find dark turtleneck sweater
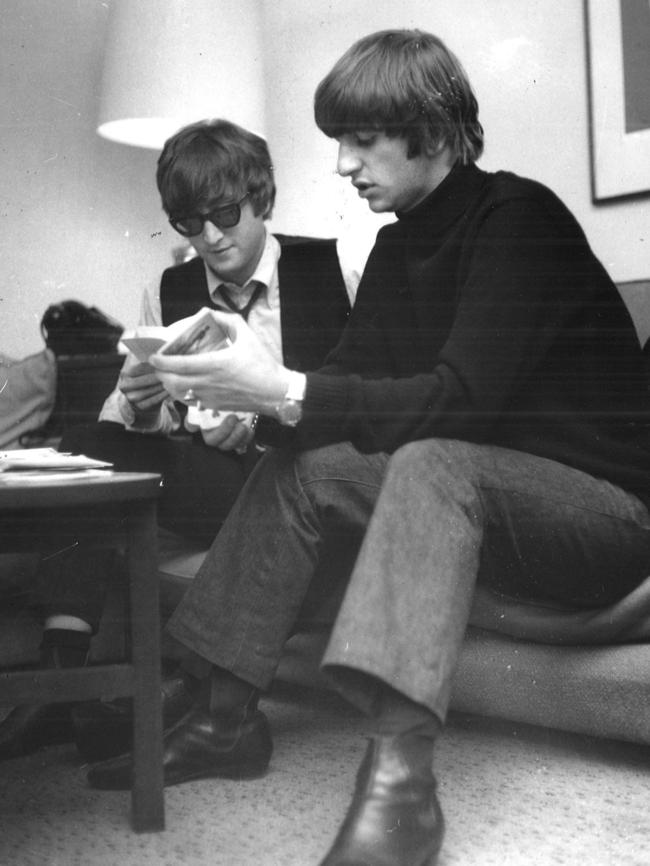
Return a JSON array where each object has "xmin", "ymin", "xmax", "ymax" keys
[{"xmin": 299, "ymin": 163, "xmax": 650, "ymax": 505}]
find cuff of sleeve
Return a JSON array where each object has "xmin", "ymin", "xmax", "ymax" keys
[
  {"xmin": 118, "ymin": 391, "xmax": 168, "ymax": 433},
  {"xmin": 302, "ymin": 372, "xmax": 351, "ymax": 423},
  {"xmin": 116, "ymin": 392, "xmax": 137, "ymax": 427},
  {"xmin": 285, "ymin": 370, "xmax": 307, "ymax": 402}
]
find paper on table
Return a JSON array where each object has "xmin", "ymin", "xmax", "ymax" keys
[
  {"xmin": 0, "ymin": 468, "xmax": 114, "ymax": 484},
  {"xmin": 0, "ymin": 448, "xmax": 113, "ymax": 472}
]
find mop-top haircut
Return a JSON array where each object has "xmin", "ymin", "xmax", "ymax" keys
[
  {"xmin": 157, "ymin": 118, "xmax": 276, "ymax": 219},
  {"xmin": 314, "ymin": 29, "xmax": 484, "ymax": 164}
]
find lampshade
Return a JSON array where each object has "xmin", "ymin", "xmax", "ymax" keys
[{"xmin": 97, "ymin": 0, "xmax": 266, "ymax": 149}]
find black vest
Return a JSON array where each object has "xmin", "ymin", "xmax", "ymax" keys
[{"xmin": 159, "ymin": 234, "xmax": 350, "ymax": 373}]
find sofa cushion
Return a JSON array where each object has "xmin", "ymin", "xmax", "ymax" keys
[
  {"xmin": 469, "ymin": 576, "xmax": 650, "ymax": 644},
  {"xmin": 451, "ymin": 628, "xmax": 650, "ymax": 745},
  {"xmin": 276, "ymin": 626, "xmax": 650, "ymax": 745}
]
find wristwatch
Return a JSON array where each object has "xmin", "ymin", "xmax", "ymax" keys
[{"xmin": 276, "ymin": 371, "xmax": 306, "ymax": 427}]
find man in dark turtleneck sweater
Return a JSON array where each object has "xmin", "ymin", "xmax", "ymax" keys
[{"xmin": 89, "ymin": 29, "xmax": 650, "ymax": 866}]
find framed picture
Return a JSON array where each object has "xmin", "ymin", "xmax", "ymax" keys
[{"xmin": 585, "ymin": 0, "xmax": 650, "ymax": 201}]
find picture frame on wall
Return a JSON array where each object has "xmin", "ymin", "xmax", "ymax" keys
[{"xmin": 585, "ymin": 0, "xmax": 650, "ymax": 201}]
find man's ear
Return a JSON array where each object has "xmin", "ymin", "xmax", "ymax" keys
[{"xmin": 423, "ymin": 136, "xmax": 448, "ymax": 158}]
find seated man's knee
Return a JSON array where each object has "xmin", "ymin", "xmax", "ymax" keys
[
  {"xmin": 388, "ymin": 438, "xmax": 463, "ymax": 473},
  {"xmin": 385, "ymin": 438, "xmax": 480, "ymax": 494}
]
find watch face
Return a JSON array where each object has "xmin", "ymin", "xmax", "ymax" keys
[{"xmin": 278, "ymin": 399, "xmax": 302, "ymax": 426}]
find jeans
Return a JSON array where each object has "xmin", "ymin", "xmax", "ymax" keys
[
  {"xmin": 167, "ymin": 443, "xmax": 384, "ymax": 683},
  {"xmin": 166, "ymin": 439, "xmax": 650, "ymax": 722}
]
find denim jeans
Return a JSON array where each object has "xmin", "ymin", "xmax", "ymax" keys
[
  {"xmin": 167, "ymin": 443, "xmax": 385, "ymax": 683},
  {"xmin": 166, "ymin": 439, "xmax": 650, "ymax": 722}
]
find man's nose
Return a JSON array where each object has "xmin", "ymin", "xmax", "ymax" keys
[
  {"xmin": 201, "ymin": 220, "xmax": 225, "ymax": 243},
  {"xmin": 337, "ymin": 143, "xmax": 362, "ymax": 177}
]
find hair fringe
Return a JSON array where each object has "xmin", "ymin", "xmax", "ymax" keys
[{"xmin": 157, "ymin": 119, "xmax": 276, "ymax": 218}]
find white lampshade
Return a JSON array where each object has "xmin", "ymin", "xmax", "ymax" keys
[{"xmin": 97, "ymin": 0, "xmax": 266, "ymax": 149}]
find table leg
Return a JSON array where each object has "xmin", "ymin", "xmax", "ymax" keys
[{"xmin": 127, "ymin": 499, "xmax": 165, "ymax": 832}]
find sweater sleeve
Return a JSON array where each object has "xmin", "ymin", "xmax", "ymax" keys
[{"xmin": 294, "ymin": 196, "xmax": 596, "ymax": 453}]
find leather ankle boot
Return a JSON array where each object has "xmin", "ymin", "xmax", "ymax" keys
[
  {"xmin": 0, "ymin": 631, "xmax": 89, "ymax": 761},
  {"xmin": 318, "ymin": 734, "xmax": 444, "ymax": 866}
]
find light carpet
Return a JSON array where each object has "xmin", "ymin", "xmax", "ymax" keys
[{"xmin": 1, "ymin": 679, "xmax": 649, "ymax": 866}]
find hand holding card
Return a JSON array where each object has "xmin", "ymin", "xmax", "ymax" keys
[{"xmin": 149, "ymin": 309, "xmax": 287, "ymax": 417}]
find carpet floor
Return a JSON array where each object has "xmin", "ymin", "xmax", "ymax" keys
[{"xmin": 1, "ymin": 677, "xmax": 649, "ymax": 866}]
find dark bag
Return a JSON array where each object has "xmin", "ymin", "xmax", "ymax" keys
[{"xmin": 41, "ymin": 300, "xmax": 124, "ymax": 356}]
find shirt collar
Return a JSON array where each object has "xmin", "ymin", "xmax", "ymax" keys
[{"xmin": 203, "ymin": 230, "xmax": 280, "ymax": 310}]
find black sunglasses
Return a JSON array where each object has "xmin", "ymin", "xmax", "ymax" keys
[{"xmin": 169, "ymin": 194, "xmax": 249, "ymax": 237}]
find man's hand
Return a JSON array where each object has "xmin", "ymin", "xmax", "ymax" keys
[
  {"xmin": 199, "ymin": 413, "xmax": 255, "ymax": 453},
  {"xmin": 118, "ymin": 356, "xmax": 168, "ymax": 415},
  {"xmin": 150, "ymin": 312, "xmax": 290, "ymax": 417}
]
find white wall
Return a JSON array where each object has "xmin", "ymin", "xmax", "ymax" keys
[
  {"xmin": 0, "ymin": 0, "xmax": 181, "ymax": 360},
  {"xmin": 2, "ymin": 0, "xmax": 649, "ymax": 360},
  {"xmin": 263, "ymin": 0, "xmax": 650, "ymax": 328}
]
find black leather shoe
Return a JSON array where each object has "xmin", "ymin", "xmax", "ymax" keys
[
  {"xmin": 72, "ymin": 673, "xmax": 195, "ymax": 762},
  {"xmin": 0, "ymin": 703, "xmax": 74, "ymax": 761},
  {"xmin": 318, "ymin": 736, "xmax": 444, "ymax": 866},
  {"xmin": 87, "ymin": 706, "xmax": 273, "ymax": 790},
  {"xmin": 0, "ymin": 633, "xmax": 88, "ymax": 761}
]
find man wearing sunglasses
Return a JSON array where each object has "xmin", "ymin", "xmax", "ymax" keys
[
  {"xmin": 0, "ymin": 118, "xmax": 351, "ymax": 764},
  {"xmin": 102, "ymin": 119, "xmax": 352, "ymax": 450}
]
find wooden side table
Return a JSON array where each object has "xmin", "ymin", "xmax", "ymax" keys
[{"xmin": 0, "ymin": 471, "xmax": 164, "ymax": 832}]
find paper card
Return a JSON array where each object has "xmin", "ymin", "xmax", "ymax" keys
[
  {"xmin": 121, "ymin": 335, "xmax": 167, "ymax": 362},
  {"xmin": 160, "ymin": 311, "xmax": 230, "ymax": 356}
]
